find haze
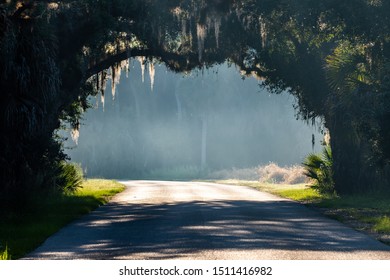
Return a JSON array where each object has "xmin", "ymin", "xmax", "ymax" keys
[{"xmin": 64, "ymin": 60, "xmax": 322, "ymax": 179}]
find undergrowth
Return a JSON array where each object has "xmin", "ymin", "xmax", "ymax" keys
[
  {"xmin": 0, "ymin": 179, "xmax": 124, "ymax": 259},
  {"xmin": 0, "ymin": 245, "xmax": 10, "ymax": 260}
]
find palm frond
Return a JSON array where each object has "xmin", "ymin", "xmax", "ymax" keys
[
  {"xmin": 302, "ymin": 145, "xmax": 334, "ymax": 195},
  {"xmin": 325, "ymin": 42, "xmax": 370, "ymax": 94}
]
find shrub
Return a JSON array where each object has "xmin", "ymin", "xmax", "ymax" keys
[
  {"xmin": 302, "ymin": 145, "xmax": 335, "ymax": 195},
  {"xmin": 284, "ymin": 165, "xmax": 309, "ymax": 184},
  {"xmin": 258, "ymin": 163, "xmax": 308, "ymax": 184},
  {"xmin": 208, "ymin": 164, "xmax": 308, "ymax": 183},
  {"xmin": 0, "ymin": 244, "xmax": 11, "ymax": 260},
  {"xmin": 56, "ymin": 162, "xmax": 84, "ymax": 193}
]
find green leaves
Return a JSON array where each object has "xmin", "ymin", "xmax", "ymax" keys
[
  {"xmin": 0, "ymin": 244, "xmax": 11, "ymax": 260},
  {"xmin": 56, "ymin": 162, "xmax": 84, "ymax": 194},
  {"xmin": 325, "ymin": 42, "xmax": 371, "ymax": 94},
  {"xmin": 303, "ymin": 146, "xmax": 334, "ymax": 195}
]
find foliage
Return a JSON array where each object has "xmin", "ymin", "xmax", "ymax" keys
[
  {"xmin": 373, "ymin": 216, "xmax": 390, "ymax": 234},
  {"xmin": 258, "ymin": 163, "xmax": 308, "ymax": 184},
  {"xmin": 0, "ymin": 245, "xmax": 11, "ymax": 260},
  {"xmin": 325, "ymin": 43, "xmax": 371, "ymax": 92},
  {"xmin": 303, "ymin": 146, "xmax": 335, "ymax": 195},
  {"xmin": 56, "ymin": 162, "xmax": 84, "ymax": 194},
  {"xmin": 190, "ymin": 164, "xmax": 308, "ymax": 183},
  {"xmin": 323, "ymin": 39, "xmax": 390, "ymax": 194},
  {"xmin": 0, "ymin": 179, "xmax": 124, "ymax": 259},
  {"xmin": 1, "ymin": 0, "xmax": 390, "ymax": 200}
]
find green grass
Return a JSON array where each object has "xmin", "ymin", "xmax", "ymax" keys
[
  {"xmin": 316, "ymin": 194, "xmax": 390, "ymax": 237},
  {"xmin": 0, "ymin": 179, "xmax": 125, "ymax": 260},
  {"xmin": 215, "ymin": 180, "xmax": 323, "ymax": 202},
  {"xmin": 276, "ymin": 188, "xmax": 324, "ymax": 202},
  {"xmin": 373, "ymin": 216, "xmax": 390, "ymax": 233},
  {"xmin": 215, "ymin": 180, "xmax": 390, "ymax": 241}
]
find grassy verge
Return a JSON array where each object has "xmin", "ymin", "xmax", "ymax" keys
[
  {"xmin": 215, "ymin": 180, "xmax": 390, "ymax": 245},
  {"xmin": 0, "ymin": 179, "xmax": 125, "ymax": 260},
  {"xmin": 215, "ymin": 179, "xmax": 323, "ymax": 202}
]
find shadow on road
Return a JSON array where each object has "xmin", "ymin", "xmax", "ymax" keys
[{"xmin": 33, "ymin": 198, "xmax": 389, "ymax": 259}]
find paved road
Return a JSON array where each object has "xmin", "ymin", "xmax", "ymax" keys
[{"xmin": 25, "ymin": 181, "xmax": 390, "ymax": 259}]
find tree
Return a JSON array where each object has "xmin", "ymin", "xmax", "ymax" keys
[{"xmin": 2, "ymin": 0, "xmax": 390, "ymax": 204}]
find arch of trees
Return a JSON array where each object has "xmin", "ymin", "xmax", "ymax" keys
[{"xmin": 1, "ymin": 0, "xmax": 390, "ymax": 208}]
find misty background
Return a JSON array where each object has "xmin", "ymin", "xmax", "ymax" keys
[{"xmin": 64, "ymin": 60, "xmax": 322, "ymax": 179}]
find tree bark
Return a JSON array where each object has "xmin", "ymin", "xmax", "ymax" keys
[
  {"xmin": 201, "ymin": 115, "xmax": 208, "ymax": 171},
  {"xmin": 327, "ymin": 114, "xmax": 372, "ymax": 194}
]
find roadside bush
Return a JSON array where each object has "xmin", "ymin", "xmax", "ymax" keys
[
  {"xmin": 0, "ymin": 244, "xmax": 10, "ymax": 260},
  {"xmin": 56, "ymin": 162, "xmax": 84, "ymax": 193},
  {"xmin": 258, "ymin": 163, "xmax": 308, "ymax": 184},
  {"xmin": 284, "ymin": 165, "xmax": 310, "ymax": 184},
  {"xmin": 302, "ymin": 145, "xmax": 335, "ymax": 195},
  {"xmin": 207, "ymin": 164, "xmax": 308, "ymax": 183}
]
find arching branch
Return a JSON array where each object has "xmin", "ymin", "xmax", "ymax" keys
[{"xmin": 85, "ymin": 48, "xmax": 201, "ymax": 78}]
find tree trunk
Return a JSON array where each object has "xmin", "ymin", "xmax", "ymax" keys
[
  {"xmin": 175, "ymin": 91, "xmax": 183, "ymax": 122},
  {"xmin": 201, "ymin": 115, "xmax": 208, "ymax": 171},
  {"xmin": 327, "ymin": 115, "xmax": 373, "ymax": 194}
]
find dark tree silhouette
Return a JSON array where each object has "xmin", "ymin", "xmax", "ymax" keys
[{"xmin": 1, "ymin": 0, "xmax": 390, "ymax": 207}]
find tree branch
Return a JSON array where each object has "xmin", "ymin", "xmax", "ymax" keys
[
  {"xmin": 86, "ymin": 49, "xmax": 149, "ymax": 78},
  {"xmin": 85, "ymin": 48, "xmax": 200, "ymax": 78},
  {"xmin": 11, "ymin": 2, "xmax": 34, "ymax": 19}
]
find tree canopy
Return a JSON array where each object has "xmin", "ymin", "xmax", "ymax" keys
[{"xmin": 1, "ymin": 0, "xmax": 390, "ymax": 206}]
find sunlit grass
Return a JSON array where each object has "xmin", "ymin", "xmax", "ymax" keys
[
  {"xmin": 215, "ymin": 180, "xmax": 322, "ymax": 202},
  {"xmin": 277, "ymin": 188, "xmax": 324, "ymax": 202},
  {"xmin": 373, "ymin": 216, "xmax": 390, "ymax": 233},
  {"xmin": 215, "ymin": 179, "xmax": 307, "ymax": 190},
  {"xmin": 0, "ymin": 179, "xmax": 125, "ymax": 259},
  {"xmin": 75, "ymin": 179, "xmax": 126, "ymax": 203}
]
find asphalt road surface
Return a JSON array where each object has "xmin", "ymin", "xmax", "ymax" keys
[{"xmin": 25, "ymin": 181, "xmax": 390, "ymax": 259}]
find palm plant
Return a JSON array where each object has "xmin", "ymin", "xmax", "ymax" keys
[
  {"xmin": 0, "ymin": 244, "xmax": 11, "ymax": 260},
  {"xmin": 325, "ymin": 42, "xmax": 372, "ymax": 94},
  {"xmin": 323, "ymin": 40, "xmax": 390, "ymax": 194},
  {"xmin": 56, "ymin": 162, "xmax": 84, "ymax": 194},
  {"xmin": 303, "ymin": 145, "xmax": 334, "ymax": 195}
]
